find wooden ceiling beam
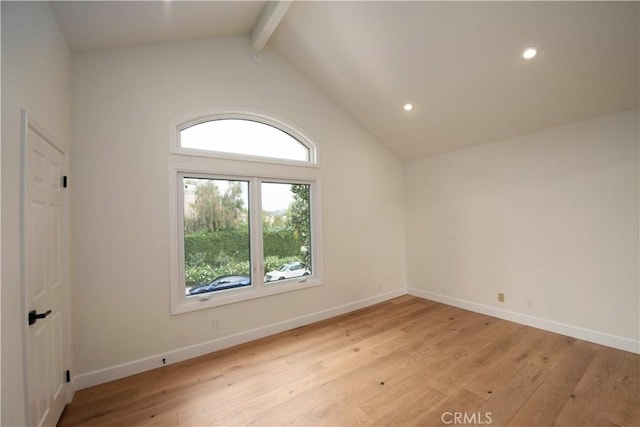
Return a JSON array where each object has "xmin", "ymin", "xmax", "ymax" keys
[{"xmin": 251, "ymin": 1, "xmax": 292, "ymax": 51}]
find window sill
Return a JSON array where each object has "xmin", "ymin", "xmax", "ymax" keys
[{"xmin": 171, "ymin": 277, "xmax": 323, "ymax": 315}]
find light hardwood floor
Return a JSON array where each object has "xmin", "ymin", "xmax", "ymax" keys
[{"xmin": 58, "ymin": 296, "xmax": 639, "ymax": 426}]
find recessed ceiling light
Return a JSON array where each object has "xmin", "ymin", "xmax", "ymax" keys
[
  {"xmin": 403, "ymin": 103, "xmax": 414, "ymax": 111},
  {"xmin": 523, "ymin": 48, "xmax": 537, "ymax": 59}
]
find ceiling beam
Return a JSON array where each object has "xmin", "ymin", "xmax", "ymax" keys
[{"xmin": 251, "ymin": 1, "xmax": 292, "ymax": 51}]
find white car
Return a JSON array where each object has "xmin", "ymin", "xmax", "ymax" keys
[{"xmin": 264, "ymin": 262, "xmax": 309, "ymax": 282}]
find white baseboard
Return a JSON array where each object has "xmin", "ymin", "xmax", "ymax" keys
[
  {"xmin": 408, "ymin": 287, "xmax": 640, "ymax": 354},
  {"xmin": 73, "ymin": 287, "xmax": 407, "ymax": 390},
  {"xmin": 74, "ymin": 285, "xmax": 638, "ymax": 390}
]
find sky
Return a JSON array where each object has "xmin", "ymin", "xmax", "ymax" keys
[
  {"xmin": 261, "ymin": 182, "xmax": 295, "ymax": 212},
  {"xmin": 185, "ymin": 179, "xmax": 295, "ymax": 213}
]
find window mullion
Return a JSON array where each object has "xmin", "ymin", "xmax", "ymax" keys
[
  {"xmin": 177, "ymin": 172, "xmax": 188, "ymax": 305},
  {"xmin": 249, "ymin": 177, "xmax": 264, "ymax": 290}
]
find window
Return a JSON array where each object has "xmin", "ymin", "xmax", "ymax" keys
[
  {"xmin": 183, "ymin": 177, "xmax": 251, "ymax": 295},
  {"xmin": 176, "ymin": 114, "xmax": 316, "ymax": 164},
  {"xmin": 170, "ymin": 115, "xmax": 321, "ymax": 314},
  {"xmin": 262, "ymin": 182, "xmax": 312, "ymax": 283}
]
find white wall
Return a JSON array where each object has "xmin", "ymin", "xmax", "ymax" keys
[
  {"xmin": 405, "ymin": 109, "xmax": 639, "ymax": 350},
  {"xmin": 70, "ymin": 36, "xmax": 407, "ymax": 379},
  {"xmin": 1, "ymin": 2, "xmax": 72, "ymax": 425}
]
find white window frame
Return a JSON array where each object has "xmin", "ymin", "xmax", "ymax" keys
[{"xmin": 169, "ymin": 114, "xmax": 323, "ymax": 315}]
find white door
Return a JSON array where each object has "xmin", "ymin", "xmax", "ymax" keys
[{"xmin": 22, "ymin": 112, "xmax": 70, "ymax": 427}]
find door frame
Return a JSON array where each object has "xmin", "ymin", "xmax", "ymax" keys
[{"xmin": 20, "ymin": 110, "xmax": 73, "ymax": 425}]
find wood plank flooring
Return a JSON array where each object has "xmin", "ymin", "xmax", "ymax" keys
[{"xmin": 58, "ymin": 296, "xmax": 639, "ymax": 426}]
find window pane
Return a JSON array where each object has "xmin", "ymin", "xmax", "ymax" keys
[
  {"xmin": 262, "ymin": 182, "xmax": 312, "ymax": 283},
  {"xmin": 180, "ymin": 119, "xmax": 309, "ymax": 161},
  {"xmin": 183, "ymin": 177, "xmax": 251, "ymax": 295}
]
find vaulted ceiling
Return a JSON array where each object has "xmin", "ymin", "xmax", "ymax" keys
[{"xmin": 51, "ymin": 1, "xmax": 639, "ymax": 161}]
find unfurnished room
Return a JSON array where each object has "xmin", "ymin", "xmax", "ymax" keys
[{"xmin": 1, "ymin": 1, "xmax": 639, "ymax": 426}]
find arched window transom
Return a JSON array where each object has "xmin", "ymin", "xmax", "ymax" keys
[{"xmin": 179, "ymin": 118, "xmax": 313, "ymax": 163}]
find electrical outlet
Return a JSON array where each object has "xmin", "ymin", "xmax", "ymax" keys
[
  {"xmin": 525, "ymin": 296, "xmax": 533, "ymax": 308},
  {"xmin": 212, "ymin": 319, "xmax": 220, "ymax": 330},
  {"xmin": 498, "ymin": 292, "xmax": 505, "ymax": 303}
]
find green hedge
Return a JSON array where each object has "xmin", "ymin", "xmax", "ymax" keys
[
  {"xmin": 185, "ymin": 229, "xmax": 250, "ymax": 266},
  {"xmin": 184, "ymin": 255, "xmax": 301, "ymax": 287},
  {"xmin": 184, "ymin": 228, "xmax": 303, "ymax": 286},
  {"xmin": 184, "ymin": 229, "xmax": 301, "ymax": 265}
]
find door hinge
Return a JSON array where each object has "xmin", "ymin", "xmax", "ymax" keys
[
  {"xmin": 66, "ymin": 370, "xmax": 71, "ymax": 383},
  {"xmin": 62, "ymin": 176, "xmax": 68, "ymax": 188}
]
